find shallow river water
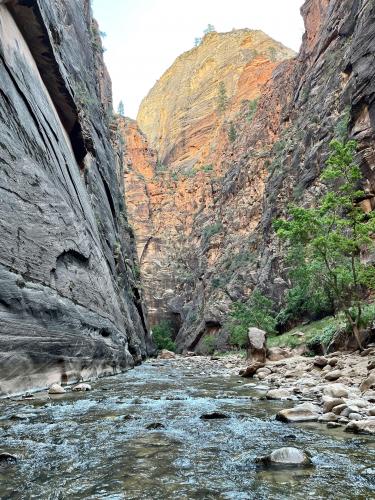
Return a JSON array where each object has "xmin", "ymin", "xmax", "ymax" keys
[{"xmin": 0, "ymin": 359, "xmax": 375, "ymax": 499}]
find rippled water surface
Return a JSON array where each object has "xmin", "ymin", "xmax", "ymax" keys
[{"xmin": 0, "ymin": 360, "xmax": 374, "ymax": 499}]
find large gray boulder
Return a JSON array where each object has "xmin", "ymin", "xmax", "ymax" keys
[
  {"xmin": 247, "ymin": 327, "xmax": 267, "ymax": 363},
  {"xmin": 276, "ymin": 402, "xmax": 320, "ymax": 423},
  {"xmin": 256, "ymin": 447, "xmax": 312, "ymax": 467}
]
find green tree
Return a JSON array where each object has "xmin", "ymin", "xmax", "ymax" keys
[
  {"xmin": 117, "ymin": 100, "xmax": 125, "ymax": 116},
  {"xmin": 228, "ymin": 122, "xmax": 236, "ymax": 143},
  {"xmin": 194, "ymin": 37, "xmax": 202, "ymax": 47},
  {"xmin": 204, "ymin": 24, "xmax": 216, "ymax": 35},
  {"xmin": 226, "ymin": 291, "xmax": 276, "ymax": 348},
  {"xmin": 152, "ymin": 320, "xmax": 176, "ymax": 351},
  {"xmin": 218, "ymin": 82, "xmax": 228, "ymax": 113},
  {"xmin": 274, "ymin": 139, "xmax": 375, "ymax": 349}
]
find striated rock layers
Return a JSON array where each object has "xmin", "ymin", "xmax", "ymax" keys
[
  {"xmin": 123, "ymin": 0, "xmax": 375, "ymax": 353},
  {"xmin": 0, "ymin": 0, "xmax": 154, "ymax": 397}
]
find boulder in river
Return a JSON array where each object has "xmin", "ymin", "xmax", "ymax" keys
[
  {"xmin": 266, "ymin": 388, "xmax": 293, "ymax": 400},
  {"xmin": 48, "ymin": 383, "xmax": 66, "ymax": 395},
  {"xmin": 314, "ymin": 356, "xmax": 328, "ymax": 368},
  {"xmin": 345, "ymin": 419, "xmax": 375, "ymax": 435},
  {"xmin": 276, "ymin": 402, "xmax": 320, "ymax": 423},
  {"xmin": 247, "ymin": 328, "xmax": 266, "ymax": 363},
  {"xmin": 146, "ymin": 422, "xmax": 165, "ymax": 430},
  {"xmin": 72, "ymin": 383, "xmax": 91, "ymax": 391},
  {"xmin": 0, "ymin": 452, "xmax": 17, "ymax": 465},
  {"xmin": 200, "ymin": 412, "xmax": 229, "ymax": 420},
  {"xmin": 239, "ymin": 361, "xmax": 265, "ymax": 378},
  {"xmin": 256, "ymin": 447, "xmax": 312, "ymax": 467},
  {"xmin": 322, "ymin": 384, "xmax": 349, "ymax": 398}
]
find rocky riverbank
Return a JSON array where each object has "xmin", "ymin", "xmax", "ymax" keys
[{"xmin": 158, "ymin": 348, "xmax": 375, "ymax": 435}]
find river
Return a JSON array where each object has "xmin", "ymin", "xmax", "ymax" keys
[{"xmin": 0, "ymin": 358, "xmax": 374, "ymax": 499}]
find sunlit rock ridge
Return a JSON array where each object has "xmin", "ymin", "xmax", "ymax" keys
[{"xmin": 122, "ymin": 0, "xmax": 375, "ymax": 353}]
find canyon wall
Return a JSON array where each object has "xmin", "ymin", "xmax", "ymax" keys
[
  {"xmin": 123, "ymin": 0, "xmax": 375, "ymax": 353},
  {"xmin": 0, "ymin": 0, "xmax": 154, "ymax": 397}
]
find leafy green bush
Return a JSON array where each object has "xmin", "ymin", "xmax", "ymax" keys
[
  {"xmin": 247, "ymin": 98, "xmax": 258, "ymax": 122},
  {"xmin": 226, "ymin": 291, "xmax": 276, "ymax": 348},
  {"xmin": 274, "ymin": 139, "xmax": 375, "ymax": 349},
  {"xmin": 152, "ymin": 321, "xmax": 176, "ymax": 351},
  {"xmin": 203, "ymin": 334, "xmax": 216, "ymax": 354},
  {"xmin": 228, "ymin": 122, "xmax": 236, "ymax": 142},
  {"xmin": 202, "ymin": 222, "xmax": 223, "ymax": 240},
  {"xmin": 202, "ymin": 164, "xmax": 213, "ymax": 173}
]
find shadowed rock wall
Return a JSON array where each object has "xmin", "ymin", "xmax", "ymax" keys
[{"xmin": 0, "ymin": 0, "xmax": 154, "ymax": 397}]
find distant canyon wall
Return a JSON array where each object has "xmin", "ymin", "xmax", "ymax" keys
[{"xmin": 123, "ymin": 0, "xmax": 375, "ymax": 352}]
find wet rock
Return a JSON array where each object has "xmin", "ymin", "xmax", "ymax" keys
[
  {"xmin": 0, "ymin": 452, "xmax": 17, "ymax": 465},
  {"xmin": 314, "ymin": 356, "xmax": 328, "ymax": 368},
  {"xmin": 239, "ymin": 362, "xmax": 265, "ymax": 378},
  {"xmin": 247, "ymin": 328, "xmax": 266, "ymax": 363},
  {"xmin": 318, "ymin": 412, "xmax": 338, "ymax": 423},
  {"xmin": 322, "ymin": 384, "xmax": 349, "ymax": 398},
  {"xmin": 327, "ymin": 422, "xmax": 342, "ymax": 429},
  {"xmin": 322, "ymin": 397, "xmax": 345, "ymax": 413},
  {"xmin": 266, "ymin": 388, "xmax": 293, "ymax": 400},
  {"xmin": 328, "ymin": 357, "xmax": 339, "ymax": 367},
  {"xmin": 48, "ymin": 384, "xmax": 66, "ymax": 395},
  {"xmin": 146, "ymin": 422, "xmax": 165, "ymax": 430},
  {"xmin": 345, "ymin": 420, "xmax": 375, "ymax": 435},
  {"xmin": 256, "ymin": 447, "xmax": 312, "ymax": 467},
  {"xmin": 324, "ymin": 370, "xmax": 342, "ymax": 381},
  {"xmin": 360, "ymin": 374, "xmax": 375, "ymax": 392},
  {"xmin": 276, "ymin": 402, "xmax": 320, "ymax": 423},
  {"xmin": 332, "ymin": 404, "xmax": 348, "ymax": 415},
  {"xmin": 158, "ymin": 350, "xmax": 176, "ymax": 360},
  {"xmin": 200, "ymin": 412, "xmax": 230, "ymax": 420},
  {"xmin": 348, "ymin": 413, "xmax": 363, "ymax": 420},
  {"xmin": 72, "ymin": 383, "xmax": 91, "ymax": 391}
]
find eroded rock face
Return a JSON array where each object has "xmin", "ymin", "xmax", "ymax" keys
[
  {"xmin": 123, "ymin": 0, "xmax": 375, "ymax": 353},
  {"xmin": 0, "ymin": 1, "xmax": 154, "ymax": 397}
]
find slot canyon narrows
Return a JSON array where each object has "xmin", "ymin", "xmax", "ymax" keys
[{"xmin": 0, "ymin": 1, "xmax": 374, "ymax": 498}]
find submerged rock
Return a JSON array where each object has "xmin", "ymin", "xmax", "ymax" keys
[
  {"xmin": 256, "ymin": 447, "xmax": 312, "ymax": 467},
  {"xmin": 48, "ymin": 384, "xmax": 66, "ymax": 395},
  {"xmin": 200, "ymin": 412, "xmax": 229, "ymax": 420},
  {"xmin": 146, "ymin": 422, "xmax": 165, "ymax": 430},
  {"xmin": 0, "ymin": 452, "xmax": 17, "ymax": 465}
]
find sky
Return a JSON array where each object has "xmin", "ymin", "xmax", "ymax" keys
[{"xmin": 92, "ymin": 0, "xmax": 305, "ymax": 119}]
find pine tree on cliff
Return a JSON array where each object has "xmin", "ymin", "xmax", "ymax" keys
[
  {"xmin": 117, "ymin": 100, "xmax": 125, "ymax": 116},
  {"xmin": 204, "ymin": 24, "xmax": 216, "ymax": 35},
  {"xmin": 274, "ymin": 139, "xmax": 375, "ymax": 349},
  {"xmin": 218, "ymin": 82, "xmax": 228, "ymax": 113}
]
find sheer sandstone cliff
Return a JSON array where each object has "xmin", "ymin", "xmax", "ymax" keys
[
  {"xmin": 124, "ymin": 0, "xmax": 375, "ymax": 353},
  {"xmin": 0, "ymin": 0, "xmax": 154, "ymax": 397}
]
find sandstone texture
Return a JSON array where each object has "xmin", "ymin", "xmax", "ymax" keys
[
  {"xmin": 0, "ymin": 1, "xmax": 154, "ymax": 397},
  {"xmin": 122, "ymin": 0, "xmax": 375, "ymax": 353}
]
